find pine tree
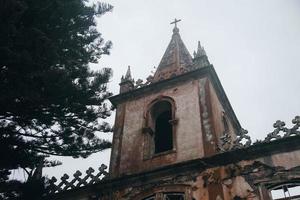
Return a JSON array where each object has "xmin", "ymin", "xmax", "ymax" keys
[{"xmin": 0, "ymin": 0, "xmax": 113, "ymax": 198}]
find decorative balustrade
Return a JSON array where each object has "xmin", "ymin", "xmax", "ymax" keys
[
  {"xmin": 261, "ymin": 116, "xmax": 300, "ymax": 142},
  {"xmin": 48, "ymin": 117, "xmax": 300, "ymax": 194},
  {"xmin": 218, "ymin": 116, "xmax": 300, "ymax": 152},
  {"xmin": 134, "ymin": 75, "xmax": 154, "ymax": 89},
  {"xmin": 48, "ymin": 164, "xmax": 108, "ymax": 194}
]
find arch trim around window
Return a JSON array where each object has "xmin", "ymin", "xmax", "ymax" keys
[{"xmin": 142, "ymin": 96, "xmax": 178, "ymax": 158}]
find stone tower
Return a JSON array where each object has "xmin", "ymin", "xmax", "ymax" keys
[
  {"xmin": 109, "ymin": 24, "xmax": 241, "ymax": 179},
  {"xmin": 50, "ymin": 22, "xmax": 300, "ymax": 200}
]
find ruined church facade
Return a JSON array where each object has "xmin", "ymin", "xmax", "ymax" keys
[{"xmin": 50, "ymin": 24, "xmax": 300, "ymax": 200}]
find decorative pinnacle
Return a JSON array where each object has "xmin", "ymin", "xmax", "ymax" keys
[
  {"xmin": 121, "ymin": 66, "xmax": 133, "ymax": 83},
  {"xmin": 125, "ymin": 66, "xmax": 132, "ymax": 80},
  {"xmin": 194, "ymin": 41, "xmax": 207, "ymax": 58},
  {"xmin": 170, "ymin": 18, "xmax": 181, "ymax": 34}
]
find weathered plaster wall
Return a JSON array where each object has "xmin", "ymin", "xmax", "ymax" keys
[
  {"xmin": 220, "ymin": 151, "xmax": 300, "ymax": 200},
  {"xmin": 109, "ymin": 103, "xmax": 127, "ymax": 177},
  {"xmin": 207, "ymin": 80, "xmax": 236, "ymax": 146},
  {"xmin": 191, "ymin": 175, "xmax": 209, "ymax": 200},
  {"xmin": 182, "ymin": 150, "xmax": 300, "ymax": 200},
  {"xmin": 271, "ymin": 149, "xmax": 300, "ymax": 169},
  {"xmin": 52, "ymin": 146, "xmax": 300, "ymax": 200},
  {"xmin": 208, "ymin": 80, "xmax": 224, "ymax": 140},
  {"xmin": 118, "ymin": 79, "xmax": 204, "ymax": 176},
  {"xmin": 111, "ymin": 76, "xmax": 238, "ymax": 177}
]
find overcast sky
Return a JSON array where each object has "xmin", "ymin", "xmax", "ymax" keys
[{"xmin": 29, "ymin": 0, "xmax": 300, "ymax": 181}]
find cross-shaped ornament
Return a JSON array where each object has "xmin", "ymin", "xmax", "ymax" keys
[
  {"xmin": 170, "ymin": 18, "xmax": 181, "ymax": 28},
  {"xmin": 273, "ymin": 120, "xmax": 285, "ymax": 129}
]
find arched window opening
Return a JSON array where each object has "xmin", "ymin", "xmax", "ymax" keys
[
  {"xmin": 150, "ymin": 100, "xmax": 174, "ymax": 154},
  {"xmin": 155, "ymin": 110, "xmax": 173, "ymax": 153},
  {"xmin": 270, "ymin": 183, "xmax": 300, "ymax": 200}
]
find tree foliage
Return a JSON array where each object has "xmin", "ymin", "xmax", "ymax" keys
[{"xmin": 0, "ymin": 0, "xmax": 113, "ymax": 196}]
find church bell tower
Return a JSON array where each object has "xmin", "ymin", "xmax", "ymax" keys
[{"xmin": 109, "ymin": 20, "xmax": 241, "ymax": 197}]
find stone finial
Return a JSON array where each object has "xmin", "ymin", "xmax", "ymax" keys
[
  {"xmin": 170, "ymin": 18, "xmax": 181, "ymax": 34},
  {"xmin": 194, "ymin": 41, "xmax": 207, "ymax": 58},
  {"xmin": 125, "ymin": 66, "xmax": 132, "ymax": 80},
  {"xmin": 120, "ymin": 66, "xmax": 134, "ymax": 93},
  {"xmin": 173, "ymin": 26, "xmax": 179, "ymax": 34},
  {"xmin": 121, "ymin": 66, "xmax": 133, "ymax": 83},
  {"xmin": 193, "ymin": 41, "xmax": 210, "ymax": 69}
]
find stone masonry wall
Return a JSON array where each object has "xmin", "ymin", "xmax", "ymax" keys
[{"xmin": 118, "ymin": 79, "xmax": 204, "ymax": 176}]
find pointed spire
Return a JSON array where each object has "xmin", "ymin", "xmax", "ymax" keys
[
  {"xmin": 193, "ymin": 41, "xmax": 210, "ymax": 68},
  {"xmin": 194, "ymin": 41, "xmax": 207, "ymax": 58},
  {"xmin": 153, "ymin": 20, "xmax": 193, "ymax": 81},
  {"xmin": 121, "ymin": 66, "xmax": 133, "ymax": 83},
  {"xmin": 125, "ymin": 66, "xmax": 132, "ymax": 80},
  {"xmin": 120, "ymin": 66, "xmax": 134, "ymax": 93}
]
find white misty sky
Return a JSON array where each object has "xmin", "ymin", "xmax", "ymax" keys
[{"xmin": 33, "ymin": 0, "xmax": 300, "ymax": 181}]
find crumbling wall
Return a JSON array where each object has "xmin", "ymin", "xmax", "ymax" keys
[{"xmin": 117, "ymin": 79, "xmax": 204, "ymax": 176}]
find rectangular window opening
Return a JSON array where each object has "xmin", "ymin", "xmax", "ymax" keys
[{"xmin": 164, "ymin": 192, "xmax": 185, "ymax": 200}]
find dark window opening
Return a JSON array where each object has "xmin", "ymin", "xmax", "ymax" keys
[
  {"xmin": 150, "ymin": 100, "xmax": 174, "ymax": 154},
  {"xmin": 164, "ymin": 193, "xmax": 185, "ymax": 200},
  {"xmin": 155, "ymin": 110, "xmax": 173, "ymax": 153}
]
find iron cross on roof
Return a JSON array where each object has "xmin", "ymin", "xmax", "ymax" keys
[{"xmin": 170, "ymin": 18, "xmax": 181, "ymax": 28}]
